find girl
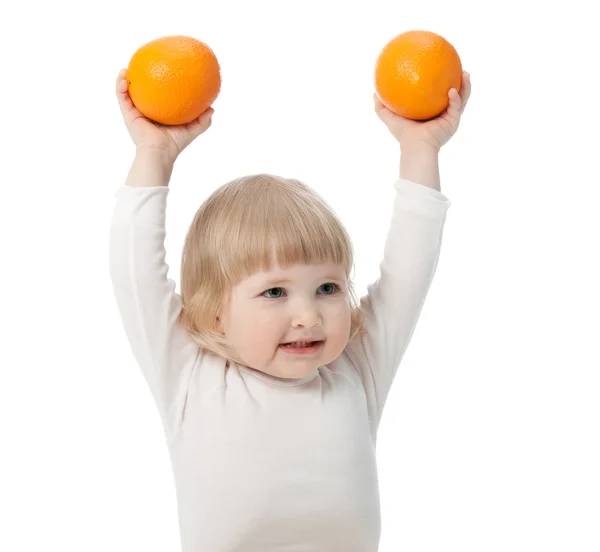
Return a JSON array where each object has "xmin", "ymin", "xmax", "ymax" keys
[{"xmin": 111, "ymin": 68, "xmax": 471, "ymax": 551}]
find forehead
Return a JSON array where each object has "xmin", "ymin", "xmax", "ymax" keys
[{"xmin": 241, "ymin": 262, "xmax": 346, "ymax": 288}]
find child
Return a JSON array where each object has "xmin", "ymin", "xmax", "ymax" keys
[{"xmin": 111, "ymin": 68, "xmax": 471, "ymax": 551}]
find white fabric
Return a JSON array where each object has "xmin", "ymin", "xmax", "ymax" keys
[{"xmin": 109, "ymin": 178, "xmax": 451, "ymax": 551}]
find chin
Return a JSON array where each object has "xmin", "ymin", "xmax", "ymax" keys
[{"xmin": 274, "ymin": 364, "xmax": 319, "ymax": 380}]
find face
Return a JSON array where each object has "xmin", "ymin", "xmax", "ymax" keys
[{"xmin": 217, "ymin": 261, "xmax": 351, "ymax": 380}]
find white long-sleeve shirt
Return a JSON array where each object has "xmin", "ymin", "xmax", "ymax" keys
[{"xmin": 109, "ymin": 178, "xmax": 450, "ymax": 551}]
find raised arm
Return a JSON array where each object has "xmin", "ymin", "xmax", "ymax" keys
[
  {"xmin": 111, "ymin": 68, "xmax": 215, "ymax": 436},
  {"xmin": 343, "ymin": 168, "xmax": 450, "ymax": 433},
  {"xmin": 347, "ymin": 76, "xmax": 470, "ymax": 435},
  {"xmin": 109, "ymin": 149, "xmax": 199, "ymax": 437}
]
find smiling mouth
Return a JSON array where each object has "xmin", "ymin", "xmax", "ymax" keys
[{"xmin": 279, "ymin": 340, "xmax": 324, "ymax": 353}]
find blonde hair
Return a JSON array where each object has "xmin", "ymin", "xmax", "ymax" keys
[{"xmin": 178, "ymin": 173, "xmax": 367, "ymax": 365}]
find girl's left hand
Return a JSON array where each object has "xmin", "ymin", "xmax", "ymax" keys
[{"xmin": 374, "ymin": 71, "xmax": 472, "ymax": 151}]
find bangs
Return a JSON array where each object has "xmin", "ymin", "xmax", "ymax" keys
[{"xmin": 212, "ymin": 175, "xmax": 354, "ymax": 286}]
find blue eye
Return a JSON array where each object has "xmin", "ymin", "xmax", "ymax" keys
[
  {"xmin": 262, "ymin": 283, "xmax": 340, "ymax": 299},
  {"xmin": 319, "ymin": 283, "xmax": 338, "ymax": 295},
  {"xmin": 264, "ymin": 287, "xmax": 284, "ymax": 299}
]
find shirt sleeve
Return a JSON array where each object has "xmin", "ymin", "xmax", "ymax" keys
[
  {"xmin": 342, "ymin": 178, "xmax": 451, "ymax": 435},
  {"xmin": 109, "ymin": 184, "xmax": 200, "ymax": 437}
]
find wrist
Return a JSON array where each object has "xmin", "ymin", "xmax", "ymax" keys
[
  {"xmin": 135, "ymin": 145, "xmax": 178, "ymax": 166},
  {"xmin": 125, "ymin": 148, "xmax": 176, "ymax": 188},
  {"xmin": 399, "ymin": 139, "xmax": 440, "ymax": 156},
  {"xmin": 399, "ymin": 142, "xmax": 441, "ymax": 191}
]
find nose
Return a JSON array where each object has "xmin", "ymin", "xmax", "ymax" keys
[{"xmin": 290, "ymin": 298, "xmax": 322, "ymax": 329}]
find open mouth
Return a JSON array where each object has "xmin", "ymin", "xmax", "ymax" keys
[{"xmin": 279, "ymin": 341, "xmax": 324, "ymax": 353}]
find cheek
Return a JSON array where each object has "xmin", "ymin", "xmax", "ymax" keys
[
  {"xmin": 340, "ymin": 306, "xmax": 352, "ymax": 337},
  {"xmin": 235, "ymin": 307, "xmax": 281, "ymax": 347},
  {"xmin": 326, "ymin": 300, "xmax": 352, "ymax": 338}
]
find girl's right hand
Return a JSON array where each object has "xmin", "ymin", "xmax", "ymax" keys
[{"xmin": 116, "ymin": 68, "xmax": 214, "ymax": 161}]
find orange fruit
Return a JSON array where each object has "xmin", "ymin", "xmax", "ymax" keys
[
  {"xmin": 126, "ymin": 35, "xmax": 221, "ymax": 126},
  {"xmin": 374, "ymin": 30, "xmax": 462, "ymax": 121}
]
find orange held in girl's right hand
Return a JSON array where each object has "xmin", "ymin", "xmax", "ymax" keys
[
  {"xmin": 126, "ymin": 35, "xmax": 221, "ymax": 127},
  {"xmin": 116, "ymin": 35, "xmax": 220, "ymax": 159}
]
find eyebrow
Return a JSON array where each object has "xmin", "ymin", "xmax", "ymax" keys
[{"xmin": 260, "ymin": 275, "xmax": 345, "ymax": 287}]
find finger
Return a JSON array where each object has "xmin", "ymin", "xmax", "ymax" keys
[
  {"xmin": 373, "ymin": 94, "xmax": 390, "ymax": 121},
  {"xmin": 448, "ymin": 87, "xmax": 462, "ymax": 115},
  {"xmin": 116, "ymin": 83, "xmax": 135, "ymax": 116},
  {"xmin": 441, "ymin": 88, "xmax": 462, "ymax": 126},
  {"xmin": 185, "ymin": 110, "xmax": 214, "ymax": 139},
  {"xmin": 373, "ymin": 93, "xmax": 386, "ymax": 110},
  {"xmin": 115, "ymin": 69, "xmax": 127, "ymax": 91},
  {"xmin": 191, "ymin": 108, "xmax": 214, "ymax": 129},
  {"xmin": 459, "ymin": 72, "xmax": 471, "ymax": 112},
  {"xmin": 115, "ymin": 69, "xmax": 140, "ymax": 119},
  {"xmin": 199, "ymin": 107, "xmax": 214, "ymax": 123},
  {"xmin": 115, "ymin": 68, "xmax": 128, "ymax": 97}
]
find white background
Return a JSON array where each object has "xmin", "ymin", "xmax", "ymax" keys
[{"xmin": 2, "ymin": 0, "xmax": 599, "ymax": 550}]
